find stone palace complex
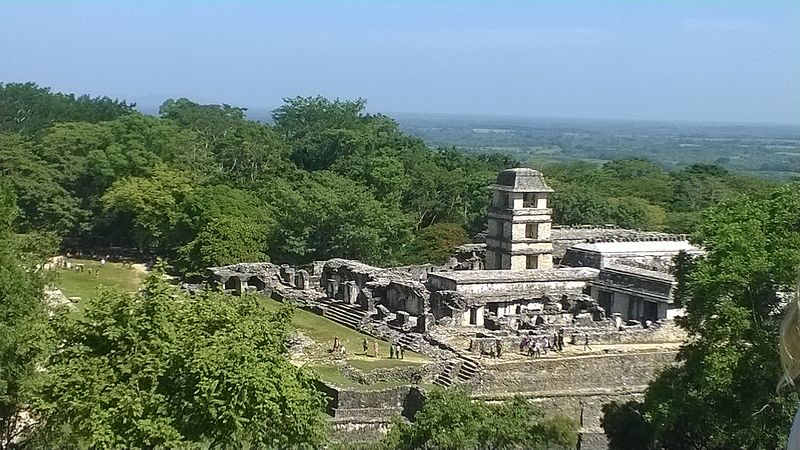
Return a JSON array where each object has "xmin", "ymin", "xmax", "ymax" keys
[{"xmin": 204, "ymin": 168, "xmax": 698, "ymax": 449}]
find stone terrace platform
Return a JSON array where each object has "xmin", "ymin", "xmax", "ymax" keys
[{"xmin": 427, "ymin": 267, "xmax": 599, "ymax": 296}]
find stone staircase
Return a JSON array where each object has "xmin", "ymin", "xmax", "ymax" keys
[
  {"xmin": 457, "ymin": 357, "xmax": 480, "ymax": 383},
  {"xmin": 433, "ymin": 356, "xmax": 481, "ymax": 388},
  {"xmin": 311, "ymin": 298, "xmax": 459, "ymax": 361},
  {"xmin": 397, "ymin": 332, "xmax": 422, "ymax": 352},
  {"xmin": 319, "ymin": 300, "xmax": 368, "ymax": 330},
  {"xmin": 433, "ymin": 360, "xmax": 457, "ymax": 387}
]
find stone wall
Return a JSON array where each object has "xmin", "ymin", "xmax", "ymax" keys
[
  {"xmin": 475, "ymin": 350, "xmax": 676, "ymax": 394},
  {"xmin": 474, "ymin": 350, "xmax": 678, "ymax": 449},
  {"xmin": 322, "ymin": 350, "xmax": 677, "ymax": 448},
  {"xmin": 339, "ymin": 361, "xmax": 445, "ymax": 385},
  {"xmin": 384, "ymin": 281, "xmax": 429, "ymax": 316},
  {"xmin": 322, "ymin": 383, "xmax": 426, "ymax": 444},
  {"xmin": 583, "ymin": 321, "xmax": 686, "ymax": 345}
]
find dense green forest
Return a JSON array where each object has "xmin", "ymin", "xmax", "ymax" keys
[{"xmin": 0, "ymin": 82, "xmax": 783, "ymax": 277}]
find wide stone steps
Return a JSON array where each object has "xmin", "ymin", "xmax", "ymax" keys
[
  {"xmin": 320, "ymin": 301, "xmax": 368, "ymax": 329},
  {"xmin": 433, "ymin": 361, "xmax": 456, "ymax": 387},
  {"xmin": 434, "ymin": 356, "xmax": 481, "ymax": 387},
  {"xmin": 397, "ymin": 333, "xmax": 422, "ymax": 352},
  {"xmin": 322, "ymin": 309, "xmax": 361, "ymax": 329},
  {"xmin": 456, "ymin": 360, "xmax": 478, "ymax": 383}
]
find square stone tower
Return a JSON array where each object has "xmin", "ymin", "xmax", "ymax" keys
[{"xmin": 485, "ymin": 168, "xmax": 554, "ymax": 270}]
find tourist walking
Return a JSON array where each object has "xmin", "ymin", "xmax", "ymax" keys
[
  {"xmin": 390, "ymin": 343, "xmax": 395, "ymax": 359},
  {"xmin": 558, "ymin": 328, "xmax": 565, "ymax": 351},
  {"xmin": 398, "ymin": 344, "xmax": 405, "ymax": 359},
  {"xmin": 543, "ymin": 337, "xmax": 550, "ymax": 355},
  {"xmin": 362, "ymin": 338, "xmax": 368, "ymax": 354},
  {"xmin": 496, "ymin": 340, "xmax": 502, "ymax": 359},
  {"xmin": 373, "ymin": 340, "xmax": 379, "ymax": 358},
  {"xmin": 583, "ymin": 334, "xmax": 592, "ymax": 351}
]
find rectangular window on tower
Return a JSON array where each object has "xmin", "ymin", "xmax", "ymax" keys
[
  {"xmin": 525, "ymin": 223, "xmax": 538, "ymax": 239},
  {"xmin": 526, "ymin": 255, "xmax": 538, "ymax": 269},
  {"xmin": 523, "ymin": 193, "xmax": 535, "ymax": 207}
]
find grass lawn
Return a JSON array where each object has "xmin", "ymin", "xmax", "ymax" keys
[
  {"xmin": 53, "ymin": 258, "xmax": 146, "ymax": 301},
  {"xmin": 310, "ymin": 365, "xmax": 410, "ymax": 390},
  {"xmin": 261, "ymin": 297, "xmax": 429, "ymax": 366}
]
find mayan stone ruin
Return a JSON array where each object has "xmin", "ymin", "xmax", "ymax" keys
[{"xmin": 205, "ymin": 168, "xmax": 698, "ymax": 449}]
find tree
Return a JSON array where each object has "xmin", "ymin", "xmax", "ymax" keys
[
  {"xmin": 160, "ymin": 98, "xmax": 293, "ymax": 184},
  {"xmin": 31, "ymin": 268, "xmax": 328, "ymax": 448},
  {"xmin": 401, "ymin": 223, "xmax": 470, "ymax": 265},
  {"xmin": 382, "ymin": 390, "xmax": 577, "ymax": 450},
  {"xmin": 159, "ymin": 97, "xmax": 246, "ymax": 145},
  {"xmin": 0, "ymin": 82, "xmax": 134, "ymax": 136},
  {"xmin": 0, "ymin": 134, "xmax": 82, "ymax": 234},
  {"xmin": 273, "ymin": 96, "xmax": 403, "ymax": 172},
  {"xmin": 0, "ymin": 186, "xmax": 51, "ymax": 449},
  {"xmin": 101, "ymin": 167, "xmax": 195, "ymax": 252},
  {"xmin": 600, "ymin": 401, "xmax": 654, "ymax": 450},
  {"xmin": 177, "ymin": 216, "xmax": 272, "ymax": 277},
  {"xmin": 598, "ymin": 159, "xmax": 673, "ymax": 206},
  {"xmin": 603, "ymin": 182, "xmax": 800, "ymax": 449},
  {"xmin": 267, "ymin": 172, "xmax": 413, "ymax": 266}
]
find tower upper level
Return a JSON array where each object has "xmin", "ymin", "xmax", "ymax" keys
[
  {"xmin": 490, "ymin": 168, "xmax": 554, "ymax": 193},
  {"xmin": 489, "ymin": 168, "xmax": 553, "ymax": 211},
  {"xmin": 486, "ymin": 168, "xmax": 555, "ymax": 270}
]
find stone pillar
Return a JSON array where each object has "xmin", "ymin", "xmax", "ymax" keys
[
  {"xmin": 326, "ymin": 279, "xmax": 338, "ymax": 299},
  {"xmin": 344, "ymin": 281, "xmax": 358, "ymax": 305},
  {"xmin": 295, "ymin": 270, "xmax": 310, "ymax": 290},
  {"xmin": 417, "ymin": 313, "xmax": 436, "ymax": 333},
  {"xmin": 234, "ymin": 278, "xmax": 246, "ymax": 296},
  {"xmin": 396, "ymin": 310, "xmax": 410, "ymax": 327},
  {"xmin": 279, "ymin": 265, "xmax": 296, "ymax": 287},
  {"xmin": 476, "ymin": 305, "xmax": 485, "ymax": 327},
  {"xmin": 360, "ymin": 293, "xmax": 376, "ymax": 311}
]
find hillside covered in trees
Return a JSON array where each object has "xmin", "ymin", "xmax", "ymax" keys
[{"xmin": 0, "ymin": 82, "xmax": 783, "ymax": 277}]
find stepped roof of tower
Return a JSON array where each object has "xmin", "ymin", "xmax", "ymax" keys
[{"xmin": 489, "ymin": 168, "xmax": 554, "ymax": 192}]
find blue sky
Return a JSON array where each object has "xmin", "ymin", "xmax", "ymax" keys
[{"xmin": 1, "ymin": 1, "xmax": 798, "ymax": 123}]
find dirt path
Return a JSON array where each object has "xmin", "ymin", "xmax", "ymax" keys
[{"xmin": 131, "ymin": 263, "xmax": 149, "ymax": 275}]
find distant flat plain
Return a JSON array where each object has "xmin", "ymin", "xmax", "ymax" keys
[{"xmin": 389, "ymin": 112, "xmax": 800, "ymax": 180}]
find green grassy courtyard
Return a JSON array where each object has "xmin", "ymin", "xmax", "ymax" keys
[{"xmin": 53, "ymin": 258, "xmax": 146, "ymax": 300}]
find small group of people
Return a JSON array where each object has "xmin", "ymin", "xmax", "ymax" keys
[
  {"xmin": 359, "ymin": 338, "xmax": 401, "ymax": 358},
  {"xmin": 330, "ymin": 336, "xmax": 347, "ymax": 356},
  {"xmin": 520, "ymin": 329, "xmax": 566, "ymax": 358},
  {"xmin": 388, "ymin": 341, "xmax": 406, "ymax": 359}
]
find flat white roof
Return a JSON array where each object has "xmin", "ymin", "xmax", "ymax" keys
[
  {"xmin": 429, "ymin": 268, "xmax": 599, "ymax": 284},
  {"xmin": 569, "ymin": 240, "xmax": 701, "ymax": 255}
]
